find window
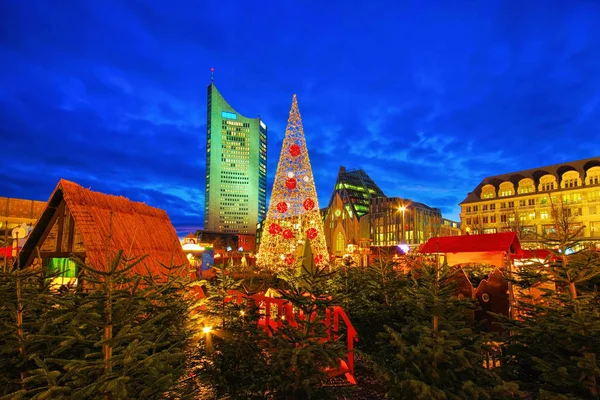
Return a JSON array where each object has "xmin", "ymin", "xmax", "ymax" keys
[
  {"xmin": 563, "ymin": 178, "xmax": 578, "ymax": 188},
  {"xmin": 500, "ymin": 215, "xmax": 507, "ymax": 223},
  {"xmin": 508, "ymin": 201, "xmax": 515, "ymax": 208},
  {"xmin": 483, "ymin": 205, "xmax": 488, "ymax": 211},
  {"xmin": 519, "ymin": 200, "xmax": 526, "ymax": 207},
  {"xmin": 490, "ymin": 215, "xmax": 496, "ymax": 223},
  {"xmin": 519, "ymin": 185, "xmax": 534, "ymax": 194},
  {"xmin": 47, "ymin": 258, "xmax": 78, "ymax": 289},
  {"xmin": 500, "ymin": 189, "xmax": 513, "ymax": 197},
  {"xmin": 335, "ymin": 232, "xmax": 345, "ymax": 253},
  {"xmin": 528, "ymin": 199, "xmax": 535, "ymax": 206},
  {"xmin": 466, "ymin": 206, "xmax": 471, "ymax": 213},
  {"xmin": 473, "ymin": 206, "xmax": 479, "ymax": 212},
  {"xmin": 541, "ymin": 211, "xmax": 549, "ymax": 220},
  {"xmin": 541, "ymin": 182, "xmax": 555, "ymax": 191},
  {"xmin": 528, "ymin": 212, "xmax": 536, "ymax": 220},
  {"xmin": 540, "ymin": 197, "xmax": 548, "ymax": 205},
  {"xmin": 500, "ymin": 202, "xmax": 506, "ymax": 209},
  {"xmin": 483, "ymin": 228, "xmax": 497, "ymax": 234},
  {"xmin": 590, "ymin": 206, "xmax": 597, "ymax": 215},
  {"xmin": 466, "ymin": 218, "xmax": 471, "ymax": 224},
  {"xmin": 483, "ymin": 216, "xmax": 488, "ymax": 224},
  {"xmin": 490, "ymin": 204, "xmax": 496, "ymax": 210}
]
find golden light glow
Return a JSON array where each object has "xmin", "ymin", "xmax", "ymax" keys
[
  {"xmin": 240, "ymin": 310, "xmax": 246, "ymax": 316},
  {"xmin": 202, "ymin": 326, "xmax": 212, "ymax": 334},
  {"xmin": 256, "ymin": 94, "xmax": 329, "ymax": 271}
]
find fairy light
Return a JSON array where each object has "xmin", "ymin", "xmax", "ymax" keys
[{"xmin": 256, "ymin": 94, "xmax": 329, "ymax": 270}]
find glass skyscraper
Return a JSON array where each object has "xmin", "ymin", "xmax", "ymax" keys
[{"xmin": 204, "ymin": 83, "xmax": 267, "ymax": 234}]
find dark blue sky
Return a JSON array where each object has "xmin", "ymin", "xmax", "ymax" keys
[{"xmin": 1, "ymin": 0, "xmax": 600, "ymax": 235}]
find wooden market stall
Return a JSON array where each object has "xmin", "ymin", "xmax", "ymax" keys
[{"xmin": 15, "ymin": 179, "xmax": 189, "ymax": 287}]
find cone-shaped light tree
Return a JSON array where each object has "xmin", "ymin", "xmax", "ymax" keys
[{"xmin": 256, "ymin": 95, "xmax": 329, "ymax": 270}]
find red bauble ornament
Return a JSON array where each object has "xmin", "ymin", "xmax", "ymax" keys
[
  {"xmin": 282, "ymin": 229, "xmax": 294, "ymax": 240},
  {"xmin": 314, "ymin": 254, "xmax": 324, "ymax": 265},
  {"xmin": 276, "ymin": 202, "xmax": 288, "ymax": 213},
  {"xmin": 289, "ymin": 144, "xmax": 301, "ymax": 157},
  {"xmin": 268, "ymin": 223, "xmax": 282, "ymax": 235},
  {"xmin": 303, "ymin": 198, "xmax": 315, "ymax": 211},
  {"xmin": 307, "ymin": 227, "xmax": 318, "ymax": 240},
  {"xmin": 285, "ymin": 254, "xmax": 295, "ymax": 265},
  {"xmin": 285, "ymin": 178, "xmax": 297, "ymax": 190}
]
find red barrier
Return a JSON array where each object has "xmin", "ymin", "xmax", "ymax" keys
[{"xmin": 225, "ymin": 290, "xmax": 358, "ymax": 384}]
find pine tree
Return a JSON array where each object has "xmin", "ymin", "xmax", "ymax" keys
[
  {"xmin": 1, "ymin": 251, "xmax": 194, "ymax": 400},
  {"xmin": 190, "ymin": 261, "xmax": 348, "ymax": 399},
  {"xmin": 377, "ymin": 260, "xmax": 514, "ymax": 399},
  {"xmin": 498, "ymin": 199, "xmax": 600, "ymax": 398},
  {"xmin": 0, "ymin": 262, "xmax": 54, "ymax": 398}
]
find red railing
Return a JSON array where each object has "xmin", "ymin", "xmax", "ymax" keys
[{"xmin": 225, "ymin": 290, "xmax": 358, "ymax": 384}]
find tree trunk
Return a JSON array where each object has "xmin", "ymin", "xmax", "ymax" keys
[
  {"xmin": 104, "ymin": 275, "xmax": 113, "ymax": 375},
  {"xmin": 16, "ymin": 270, "xmax": 26, "ymax": 390}
]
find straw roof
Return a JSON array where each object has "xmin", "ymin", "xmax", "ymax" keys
[{"xmin": 18, "ymin": 179, "xmax": 189, "ymax": 275}]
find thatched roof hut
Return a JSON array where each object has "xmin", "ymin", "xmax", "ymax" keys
[{"xmin": 17, "ymin": 179, "xmax": 189, "ymax": 276}]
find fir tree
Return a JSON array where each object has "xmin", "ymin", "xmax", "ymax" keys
[
  {"xmin": 378, "ymin": 260, "xmax": 515, "ymax": 399},
  {"xmin": 498, "ymin": 200, "xmax": 600, "ymax": 398},
  {"xmin": 190, "ymin": 262, "xmax": 347, "ymax": 399},
  {"xmin": 1, "ymin": 251, "xmax": 194, "ymax": 400}
]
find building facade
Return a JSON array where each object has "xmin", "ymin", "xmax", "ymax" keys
[
  {"xmin": 204, "ymin": 83, "xmax": 267, "ymax": 234},
  {"xmin": 0, "ymin": 197, "xmax": 46, "ymax": 259},
  {"xmin": 459, "ymin": 157, "xmax": 600, "ymax": 246},
  {"xmin": 322, "ymin": 167, "xmax": 385, "ymax": 256},
  {"xmin": 369, "ymin": 197, "xmax": 445, "ymax": 247}
]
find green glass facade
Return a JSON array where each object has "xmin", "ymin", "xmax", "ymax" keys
[
  {"xmin": 327, "ymin": 166, "xmax": 386, "ymax": 218},
  {"xmin": 204, "ymin": 83, "xmax": 267, "ymax": 234}
]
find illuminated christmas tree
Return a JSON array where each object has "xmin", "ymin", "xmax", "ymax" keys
[{"xmin": 256, "ymin": 95, "xmax": 329, "ymax": 271}]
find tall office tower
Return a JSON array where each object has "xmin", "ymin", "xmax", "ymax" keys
[{"xmin": 204, "ymin": 83, "xmax": 267, "ymax": 234}]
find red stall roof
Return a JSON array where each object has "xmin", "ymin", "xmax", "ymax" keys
[{"xmin": 420, "ymin": 232, "xmax": 521, "ymax": 255}]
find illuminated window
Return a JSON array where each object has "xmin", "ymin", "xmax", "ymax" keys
[
  {"xmin": 541, "ymin": 211, "xmax": 549, "ymax": 220},
  {"xmin": 335, "ymin": 232, "xmax": 345, "ymax": 253},
  {"xmin": 47, "ymin": 258, "xmax": 78, "ymax": 289}
]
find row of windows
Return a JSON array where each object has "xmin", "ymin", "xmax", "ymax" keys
[
  {"xmin": 465, "ymin": 206, "xmax": 596, "ymax": 225},
  {"xmin": 464, "ymin": 192, "xmax": 598, "ymax": 213}
]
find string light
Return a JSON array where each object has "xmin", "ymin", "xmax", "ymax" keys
[{"xmin": 256, "ymin": 94, "xmax": 329, "ymax": 270}]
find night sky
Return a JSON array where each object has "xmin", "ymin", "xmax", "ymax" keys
[{"xmin": 2, "ymin": 1, "xmax": 600, "ymax": 235}]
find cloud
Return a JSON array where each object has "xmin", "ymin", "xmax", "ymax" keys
[{"xmin": 1, "ymin": 0, "xmax": 600, "ymax": 230}]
